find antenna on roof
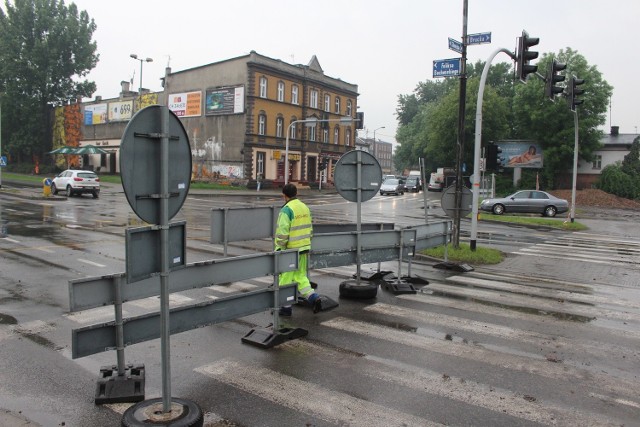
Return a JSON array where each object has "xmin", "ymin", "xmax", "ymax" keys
[
  {"xmin": 166, "ymin": 55, "xmax": 171, "ymax": 67},
  {"xmin": 130, "ymin": 69, "xmax": 135, "ymax": 86}
]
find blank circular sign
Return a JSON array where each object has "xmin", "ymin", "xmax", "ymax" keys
[
  {"xmin": 120, "ymin": 105, "xmax": 192, "ymax": 224},
  {"xmin": 333, "ymin": 150, "xmax": 382, "ymax": 203}
]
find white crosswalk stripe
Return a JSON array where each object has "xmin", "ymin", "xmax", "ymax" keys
[{"xmin": 512, "ymin": 232, "xmax": 640, "ymax": 267}]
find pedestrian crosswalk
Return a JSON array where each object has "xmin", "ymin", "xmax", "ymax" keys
[{"xmin": 512, "ymin": 231, "xmax": 640, "ymax": 267}]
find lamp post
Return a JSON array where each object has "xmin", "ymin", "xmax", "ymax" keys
[
  {"xmin": 372, "ymin": 126, "xmax": 385, "ymax": 158},
  {"xmin": 284, "ymin": 117, "xmax": 355, "ymax": 185},
  {"xmin": 130, "ymin": 53, "xmax": 153, "ymax": 100}
]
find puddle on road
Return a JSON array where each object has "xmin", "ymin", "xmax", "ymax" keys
[{"xmin": 0, "ymin": 313, "xmax": 18, "ymax": 325}]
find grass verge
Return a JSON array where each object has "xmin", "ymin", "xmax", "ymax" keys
[
  {"xmin": 420, "ymin": 243, "xmax": 504, "ymax": 265},
  {"xmin": 476, "ymin": 213, "xmax": 588, "ymax": 231}
]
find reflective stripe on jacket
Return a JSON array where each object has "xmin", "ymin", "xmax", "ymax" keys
[{"xmin": 275, "ymin": 198, "xmax": 312, "ymax": 251}]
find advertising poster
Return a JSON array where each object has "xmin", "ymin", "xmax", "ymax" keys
[
  {"xmin": 168, "ymin": 91, "xmax": 202, "ymax": 117},
  {"xmin": 84, "ymin": 103, "xmax": 108, "ymax": 125},
  {"xmin": 205, "ymin": 86, "xmax": 245, "ymax": 116},
  {"xmin": 108, "ymin": 100, "xmax": 133, "ymax": 122},
  {"xmin": 501, "ymin": 142, "xmax": 543, "ymax": 168}
]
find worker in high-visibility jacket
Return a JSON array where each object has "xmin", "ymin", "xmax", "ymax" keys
[{"xmin": 275, "ymin": 183, "xmax": 322, "ymax": 315}]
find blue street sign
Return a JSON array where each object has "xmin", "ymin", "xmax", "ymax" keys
[
  {"xmin": 448, "ymin": 37, "xmax": 463, "ymax": 53},
  {"xmin": 433, "ymin": 58, "xmax": 461, "ymax": 78},
  {"xmin": 467, "ymin": 32, "xmax": 491, "ymax": 45},
  {"xmin": 0, "ymin": 156, "xmax": 7, "ymax": 167}
]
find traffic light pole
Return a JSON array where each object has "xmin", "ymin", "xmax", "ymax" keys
[
  {"xmin": 470, "ymin": 47, "xmax": 515, "ymax": 251},
  {"xmin": 570, "ymin": 110, "xmax": 579, "ymax": 222}
]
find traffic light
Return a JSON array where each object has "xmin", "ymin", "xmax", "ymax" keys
[
  {"xmin": 486, "ymin": 144, "xmax": 497, "ymax": 170},
  {"xmin": 516, "ymin": 30, "xmax": 539, "ymax": 82},
  {"xmin": 545, "ymin": 60, "xmax": 566, "ymax": 100},
  {"xmin": 495, "ymin": 145, "xmax": 504, "ymax": 169},
  {"xmin": 568, "ymin": 76, "xmax": 585, "ymax": 112}
]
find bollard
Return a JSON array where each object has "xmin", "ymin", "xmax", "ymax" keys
[{"xmin": 42, "ymin": 178, "xmax": 52, "ymax": 197}]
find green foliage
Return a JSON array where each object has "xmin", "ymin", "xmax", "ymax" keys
[
  {"xmin": 477, "ymin": 213, "xmax": 588, "ymax": 231},
  {"xmin": 395, "ymin": 48, "xmax": 613, "ymax": 188},
  {"xmin": 597, "ymin": 164, "xmax": 640, "ymax": 199},
  {"xmin": 621, "ymin": 137, "xmax": 640, "ymax": 176},
  {"xmin": 0, "ymin": 0, "xmax": 98, "ymax": 161}
]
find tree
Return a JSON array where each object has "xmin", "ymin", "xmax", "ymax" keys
[
  {"xmin": 0, "ymin": 0, "xmax": 98, "ymax": 163},
  {"xmin": 513, "ymin": 48, "xmax": 612, "ymax": 188},
  {"xmin": 621, "ymin": 136, "xmax": 640, "ymax": 176}
]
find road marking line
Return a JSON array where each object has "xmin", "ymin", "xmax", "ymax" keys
[
  {"xmin": 1, "ymin": 237, "xmax": 20, "ymax": 243},
  {"xmin": 78, "ymin": 258, "xmax": 106, "ymax": 267},
  {"xmin": 208, "ymin": 282, "xmax": 258, "ymax": 293},
  {"xmin": 196, "ymin": 358, "xmax": 441, "ymax": 427}
]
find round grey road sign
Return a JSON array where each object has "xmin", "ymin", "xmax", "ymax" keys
[
  {"xmin": 120, "ymin": 105, "xmax": 192, "ymax": 224},
  {"xmin": 333, "ymin": 150, "xmax": 382, "ymax": 202},
  {"xmin": 441, "ymin": 185, "xmax": 473, "ymax": 218}
]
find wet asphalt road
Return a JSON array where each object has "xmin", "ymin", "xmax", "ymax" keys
[{"xmin": 0, "ymin": 182, "xmax": 639, "ymax": 426}]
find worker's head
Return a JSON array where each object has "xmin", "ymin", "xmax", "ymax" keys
[{"xmin": 282, "ymin": 183, "xmax": 297, "ymax": 199}]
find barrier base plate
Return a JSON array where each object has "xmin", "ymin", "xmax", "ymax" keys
[
  {"xmin": 242, "ymin": 326, "xmax": 308, "ymax": 349},
  {"xmin": 433, "ymin": 262, "xmax": 474, "ymax": 272},
  {"xmin": 95, "ymin": 364, "xmax": 145, "ymax": 405},
  {"xmin": 382, "ymin": 279, "xmax": 418, "ymax": 295}
]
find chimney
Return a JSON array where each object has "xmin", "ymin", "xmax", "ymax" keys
[
  {"xmin": 95, "ymin": 95, "xmax": 102, "ymax": 102},
  {"xmin": 611, "ymin": 126, "xmax": 619, "ymax": 135},
  {"xmin": 121, "ymin": 80, "xmax": 130, "ymax": 93}
]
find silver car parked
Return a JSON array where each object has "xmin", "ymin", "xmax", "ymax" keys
[{"xmin": 480, "ymin": 190, "xmax": 568, "ymax": 217}]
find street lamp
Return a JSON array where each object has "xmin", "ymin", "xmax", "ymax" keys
[
  {"xmin": 372, "ymin": 126, "xmax": 385, "ymax": 159},
  {"xmin": 284, "ymin": 117, "xmax": 356, "ymax": 185},
  {"xmin": 130, "ymin": 53, "xmax": 153, "ymax": 98}
]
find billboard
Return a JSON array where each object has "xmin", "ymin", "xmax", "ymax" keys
[
  {"xmin": 168, "ymin": 91, "xmax": 202, "ymax": 117},
  {"xmin": 501, "ymin": 141, "xmax": 543, "ymax": 168},
  {"xmin": 205, "ymin": 85, "xmax": 245, "ymax": 116},
  {"xmin": 108, "ymin": 100, "xmax": 133, "ymax": 122},
  {"xmin": 84, "ymin": 103, "xmax": 108, "ymax": 125}
]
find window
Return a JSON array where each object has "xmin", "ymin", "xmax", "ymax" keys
[
  {"xmin": 276, "ymin": 117, "xmax": 284, "ymax": 138},
  {"xmin": 346, "ymin": 129, "xmax": 351, "ymax": 146},
  {"xmin": 309, "ymin": 124, "xmax": 316, "ymax": 142},
  {"xmin": 334, "ymin": 97, "xmax": 341, "ymax": 114},
  {"xmin": 277, "ymin": 81, "xmax": 284, "ymax": 102},
  {"xmin": 310, "ymin": 89, "xmax": 318, "ymax": 108},
  {"xmin": 592, "ymin": 154, "xmax": 602, "ymax": 169},
  {"xmin": 346, "ymin": 100, "xmax": 352, "ymax": 116},
  {"xmin": 257, "ymin": 151, "xmax": 265, "ymax": 176},
  {"xmin": 292, "ymin": 85, "xmax": 299, "ymax": 104},
  {"xmin": 259, "ymin": 77, "xmax": 267, "ymax": 98},
  {"xmin": 323, "ymin": 129, "xmax": 329, "ymax": 143},
  {"xmin": 289, "ymin": 120, "xmax": 297, "ymax": 139},
  {"xmin": 324, "ymin": 94, "xmax": 330, "ymax": 112},
  {"xmin": 333, "ymin": 127, "xmax": 340, "ymax": 145},
  {"xmin": 258, "ymin": 114, "xmax": 266, "ymax": 135}
]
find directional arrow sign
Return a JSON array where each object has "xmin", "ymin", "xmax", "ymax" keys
[
  {"xmin": 433, "ymin": 58, "xmax": 461, "ymax": 78},
  {"xmin": 467, "ymin": 32, "xmax": 491, "ymax": 45},
  {"xmin": 0, "ymin": 156, "xmax": 7, "ymax": 167},
  {"xmin": 448, "ymin": 37, "xmax": 463, "ymax": 53}
]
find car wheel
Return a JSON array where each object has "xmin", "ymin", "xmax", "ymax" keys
[
  {"xmin": 121, "ymin": 397, "xmax": 203, "ymax": 427},
  {"xmin": 51, "ymin": 183, "xmax": 57, "ymax": 195},
  {"xmin": 65, "ymin": 186, "xmax": 73, "ymax": 197},
  {"xmin": 92, "ymin": 191, "xmax": 99, "ymax": 199},
  {"xmin": 544, "ymin": 206, "xmax": 557, "ymax": 217},
  {"xmin": 492, "ymin": 204, "xmax": 505, "ymax": 215},
  {"xmin": 339, "ymin": 280, "xmax": 378, "ymax": 299}
]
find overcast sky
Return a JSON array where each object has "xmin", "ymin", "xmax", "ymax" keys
[{"xmin": 72, "ymin": 0, "xmax": 640, "ymax": 144}]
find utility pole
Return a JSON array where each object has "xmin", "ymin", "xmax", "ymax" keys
[{"xmin": 452, "ymin": 0, "xmax": 468, "ymax": 248}]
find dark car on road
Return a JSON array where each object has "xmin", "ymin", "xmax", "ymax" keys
[
  {"xmin": 480, "ymin": 190, "xmax": 568, "ymax": 217},
  {"xmin": 404, "ymin": 176, "xmax": 422, "ymax": 192}
]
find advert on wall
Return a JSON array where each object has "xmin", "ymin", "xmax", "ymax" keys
[
  {"xmin": 108, "ymin": 100, "xmax": 133, "ymax": 122},
  {"xmin": 205, "ymin": 85, "xmax": 245, "ymax": 116},
  {"xmin": 84, "ymin": 103, "xmax": 108, "ymax": 125},
  {"xmin": 168, "ymin": 91, "xmax": 202, "ymax": 117}
]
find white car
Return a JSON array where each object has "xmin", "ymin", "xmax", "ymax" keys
[{"xmin": 51, "ymin": 169, "xmax": 100, "ymax": 198}]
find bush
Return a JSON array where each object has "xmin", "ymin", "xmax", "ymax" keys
[{"xmin": 597, "ymin": 164, "xmax": 639, "ymax": 199}]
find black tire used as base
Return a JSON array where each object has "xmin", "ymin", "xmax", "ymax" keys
[
  {"xmin": 339, "ymin": 279, "xmax": 378, "ymax": 299},
  {"xmin": 121, "ymin": 397, "xmax": 203, "ymax": 427}
]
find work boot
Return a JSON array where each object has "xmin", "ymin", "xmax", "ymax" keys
[
  {"xmin": 307, "ymin": 293, "xmax": 323, "ymax": 314},
  {"xmin": 278, "ymin": 306, "xmax": 292, "ymax": 317}
]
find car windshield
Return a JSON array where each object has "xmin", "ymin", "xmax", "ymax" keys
[
  {"xmin": 384, "ymin": 179, "xmax": 399, "ymax": 185},
  {"xmin": 407, "ymin": 178, "xmax": 417, "ymax": 184}
]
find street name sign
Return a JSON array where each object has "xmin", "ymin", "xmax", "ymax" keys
[
  {"xmin": 467, "ymin": 32, "xmax": 491, "ymax": 45},
  {"xmin": 448, "ymin": 37, "xmax": 463, "ymax": 53},
  {"xmin": 433, "ymin": 58, "xmax": 461, "ymax": 78}
]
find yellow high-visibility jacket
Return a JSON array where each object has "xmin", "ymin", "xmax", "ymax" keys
[{"xmin": 275, "ymin": 198, "xmax": 312, "ymax": 251}]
